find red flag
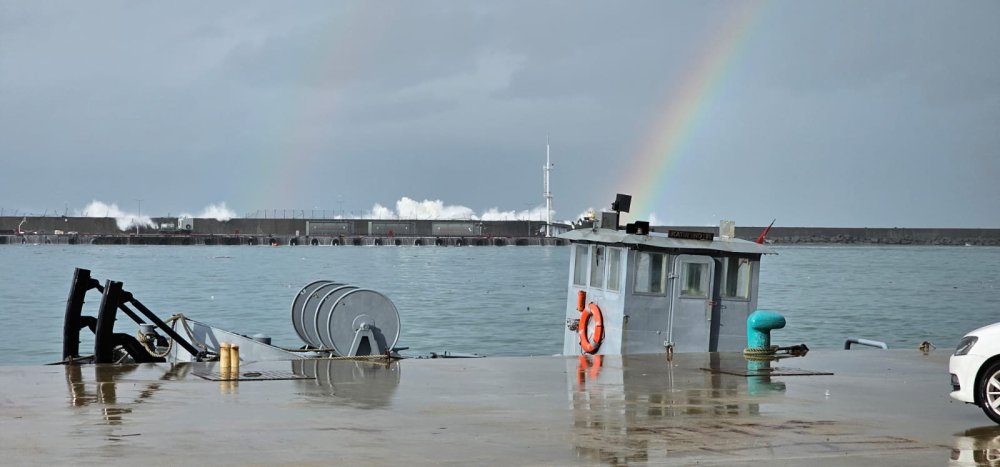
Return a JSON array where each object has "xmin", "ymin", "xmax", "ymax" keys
[{"xmin": 755, "ymin": 219, "xmax": 776, "ymax": 244}]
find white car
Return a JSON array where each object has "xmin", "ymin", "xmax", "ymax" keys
[{"xmin": 950, "ymin": 323, "xmax": 1000, "ymax": 424}]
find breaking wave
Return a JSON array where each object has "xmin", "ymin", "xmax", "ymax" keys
[
  {"xmin": 77, "ymin": 200, "xmax": 237, "ymax": 231},
  {"xmin": 77, "ymin": 201, "xmax": 155, "ymax": 231},
  {"xmin": 363, "ymin": 197, "xmax": 556, "ymax": 222},
  {"xmin": 179, "ymin": 202, "xmax": 237, "ymax": 222},
  {"xmin": 73, "ymin": 198, "xmax": 581, "ymax": 229}
]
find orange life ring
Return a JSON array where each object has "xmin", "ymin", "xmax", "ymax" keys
[{"xmin": 578, "ymin": 302, "xmax": 604, "ymax": 354}]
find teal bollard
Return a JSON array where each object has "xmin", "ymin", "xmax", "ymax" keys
[{"xmin": 746, "ymin": 310, "xmax": 786, "ymax": 350}]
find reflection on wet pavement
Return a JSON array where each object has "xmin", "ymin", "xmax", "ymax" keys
[
  {"xmin": 569, "ymin": 353, "xmax": 931, "ymax": 464},
  {"xmin": 65, "ymin": 363, "xmax": 187, "ymax": 425},
  {"xmin": 952, "ymin": 426, "xmax": 1000, "ymax": 466},
  {"xmin": 292, "ymin": 358, "xmax": 401, "ymax": 408},
  {"xmin": 0, "ymin": 351, "xmax": 994, "ymax": 464}
]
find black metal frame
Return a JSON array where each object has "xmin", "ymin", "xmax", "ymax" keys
[{"xmin": 62, "ymin": 267, "xmax": 203, "ymax": 363}]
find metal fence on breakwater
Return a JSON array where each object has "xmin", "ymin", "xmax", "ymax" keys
[
  {"xmin": 0, "ymin": 233, "xmax": 568, "ymax": 247},
  {"xmin": 1, "ymin": 216, "xmax": 999, "ymax": 246}
]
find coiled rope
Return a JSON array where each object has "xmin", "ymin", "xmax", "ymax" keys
[{"xmin": 135, "ymin": 314, "xmax": 182, "ymax": 358}]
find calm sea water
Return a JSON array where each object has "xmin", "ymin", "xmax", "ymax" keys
[{"xmin": 1, "ymin": 244, "xmax": 998, "ymax": 365}]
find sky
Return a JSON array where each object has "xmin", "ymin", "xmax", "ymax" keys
[{"xmin": 0, "ymin": 0, "xmax": 997, "ymax": 227}]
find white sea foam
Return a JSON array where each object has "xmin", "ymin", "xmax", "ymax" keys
[
  {"xmin": 77, "ymin": 200, "xmax": 237, "ymax": 230},
  {"xmin": 77, "ymin": 200, "xmax": 155, "ymax": 231},
  {"xmin": 75, "ymin": 198, "xmax": 578, "ymax": 225},
  {"xmin": 180, "ymin": 202, "xmax": 237, "ymax": 222},
  {"xmin": 359, "ymin": 197, "xmax": 557, "ymax": 221}
]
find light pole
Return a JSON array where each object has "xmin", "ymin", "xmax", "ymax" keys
[
  {"xmin": 135, "ymin": 198, "xmax": 143, "ymax": 235},
  {"xmin": 543, "ymin": 136, "xmax": 553, "ymax": 237}
]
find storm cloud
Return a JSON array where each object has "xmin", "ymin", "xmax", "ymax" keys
[{"xmin": 1, "ymin": 0, "xmax": 997, "ymax": 227}]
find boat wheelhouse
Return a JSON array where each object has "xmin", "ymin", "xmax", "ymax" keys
[{"xmin": 560, "ymin": 198, "xmax": 772, "ymax": 356}]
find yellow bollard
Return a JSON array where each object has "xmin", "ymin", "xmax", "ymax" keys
[
  {"xmin": 230, "ymin": 344, "xmax": 240, "ymax": 374},
  {"xmin": 219, "ymin": 342, "xmax": 231, "ymax": 371}
]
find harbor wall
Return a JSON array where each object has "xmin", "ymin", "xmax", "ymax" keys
[
  {"xmin": 675, "ymin": 226, "xmax": 1000, "ymax": 246},
  {"xmin": 1, "ymin": 216, "xmax": 999, "ymax": 246},
  {"xmin": 0, "ymin": 217, "xmax": 555, "ymax": 237}
]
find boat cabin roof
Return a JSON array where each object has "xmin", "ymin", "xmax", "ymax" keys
[{"xmin": 559, "ymin": 228, "xmax": 773, "ymax": 256}]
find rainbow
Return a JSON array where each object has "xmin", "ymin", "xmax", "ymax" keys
[
  {"xmin": 248, "ymin": 4, "xmax": 376, "ymax": 212},
  {"xmin": 619, "ymin": 1, "xmax": 768, "ymax": 222}
]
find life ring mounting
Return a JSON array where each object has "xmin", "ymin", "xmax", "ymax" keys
[{"xmin": 578, "ymin": 302, "xmax": 604, "ymax": 354}]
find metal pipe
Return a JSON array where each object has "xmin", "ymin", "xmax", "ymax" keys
[
  {"xmin": 844, "ymin": 338, "xmax": 888, "ymax": 350},
  {"xmin": 123, "ymin": 293, "xmax": 202, "ymax": 358},
  {"xmin": 110, "ymin": 300, "xmax": 144, "ymax": 323},
  {"xmin": 94, "ymin": 280, "xmax": 123, "ymax": 364}
]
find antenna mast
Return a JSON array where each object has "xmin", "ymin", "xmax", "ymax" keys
[{"xmin": 544, "ymin": 136, "xmax": 553, "ymax": 237}]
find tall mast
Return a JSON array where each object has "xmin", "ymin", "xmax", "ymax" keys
[{"xmin": 544, "ymin": 136, "xmax": 553, "ymax": 237}]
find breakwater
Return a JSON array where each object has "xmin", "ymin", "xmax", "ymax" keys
[
  {"xmin": 0, "ymin": 217, "xmax": 568, "ymax": 246},
  {"xmin": 0, "ymin": 234, "xmax": 567, "ymax": 247},
  {"xmin": 674, "ymin": 226, "xmax": 1000, "ymax": 246},
  {"xmin": 1, "ymin": 216, "xmax": 998, "ymax": 246}
]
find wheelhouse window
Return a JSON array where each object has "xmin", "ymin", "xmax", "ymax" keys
[
  {"xmin": 573, "ymin": 244, "xmax": 588, "ymax": 286},
  {"xmin": 634, "ymin": 251, "xmax": 667, "ymax": 294},
  {"xmin": 680, "ymin": 261, "xmax": 709, "ymax": 297},
  {"xmin": 722, "ymin": 257, "xmax": 752, "ymax": 299},
  {"xmin": 589, "ymin": 245, "xmax": 606, "ymax": 288},
  {"xmin": 606, "ymin": 248, "xmax": 623, "ymax": 292}
]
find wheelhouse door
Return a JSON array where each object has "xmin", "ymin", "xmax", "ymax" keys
[
  {"xmin": 716, "ymin": 256, "xmax": 756, "ymax": 351},
  {"xmin": 670, "ymin": 255, "xmax": 716, "ymax": 352}
]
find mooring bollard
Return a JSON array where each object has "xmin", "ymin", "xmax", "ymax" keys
[
  {"xmin": 230, "ymin": 344, "xmax": 240, "ymax": 373},
  {"xmin": 219, "ymin": 342, "xmax": 231, "ymax": 369},
  {"xmin": 744, "ymin": 310, "xmax": 786, "ymax": 356}
]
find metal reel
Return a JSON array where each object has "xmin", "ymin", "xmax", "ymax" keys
[
  {"xmin": 322, "ymin": 289, "xmax": 400, "ymax": 356},
  {"xmin": 291, "ymin": 281, "xmax": 401, "ymax": 355},
  {"xmin": 291, "ymin": 280, "xmax": 340, "ymax": 348}
]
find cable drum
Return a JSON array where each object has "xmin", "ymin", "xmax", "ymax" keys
[
  {"xmin": 312, "ymin": 285, "xmax": 360, "ymax": 347},
  {"xmin": 291, "ymin": 281, "xmax": 401, "ymax": 355},
  {"xmin": 322, "ymin": 289, "xmax": 400, "ymax": 355},
  {"xmin": 303, "ymin": 284, "xmax": 356, "ymax": 348},
  {"xmin": 292, "ymin": 280, "xmax": 334, "ymax": 345},
  {"xmin": 291, "ymin": 281, "xmax": 345, "ymax": 348}
]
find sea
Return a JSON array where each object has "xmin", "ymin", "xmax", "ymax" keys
[{"xmin": 1, "ymin": 244, "xmax": 998, "ymax": 365}]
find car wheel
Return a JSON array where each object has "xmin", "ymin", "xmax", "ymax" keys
[{"xmin": 979, "ymin": 361, "xmax": 1000, "ymax": 424}]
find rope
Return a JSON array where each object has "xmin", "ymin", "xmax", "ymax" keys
[
  {"xmin": 743, "ymin": 344, "xmax": 810, "ymax": 361},
  {"xmin": 743, "ymin": 346, "xmax": 778, "ymax": 357},
  {"xmin": 324, "ymin": 354, "xmax": 397, "ymax": 361},
  {"xmin": 171, "ymin": 314, "xmax": 215, "ymax": 354},
  {"xmin": 284, "ymin": 347, "xmax": 338, "ymax": 353},
  {"xmin": 281, "ymin": 348, "xmax": 402, "ymax": 361},
  {"xmin": 136, "ymin": 329, "xmax": 173, "ymax": 358},
  {"xmin": 134, "ymin": 314, "xmax": 188, "ymax": 359},
  {"xmin": 133, "ymin": 314, "xmax": 218, "ymax": 360}
]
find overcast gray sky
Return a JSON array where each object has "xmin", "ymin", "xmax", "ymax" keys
[{"xmin": 1, "ymin": 0, "xmax": 997, "ymax": 227}]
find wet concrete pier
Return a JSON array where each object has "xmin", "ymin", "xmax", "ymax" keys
[{"xmin": 1, "ymin": 350, "xmax": 994, "ymax": 465}]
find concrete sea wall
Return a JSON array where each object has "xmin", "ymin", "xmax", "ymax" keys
[
  {"xmin": 1, "ymin": 216, "xmax": 998, "ymax": 246},
  {"xmin": 672, "ymin": 226, "xmax": 1000, "ymax": 246}
]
